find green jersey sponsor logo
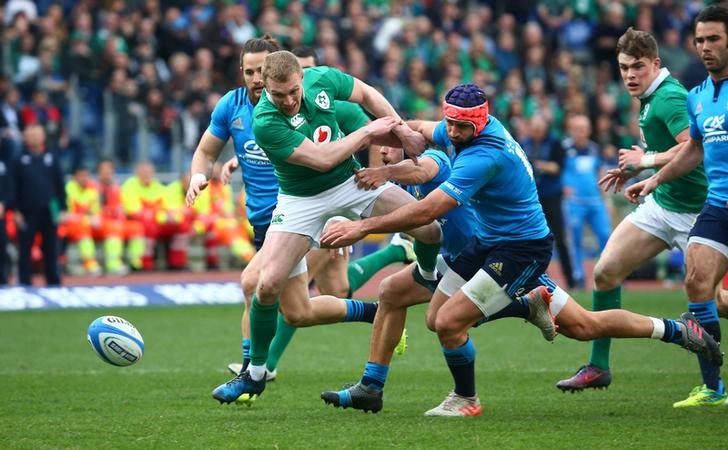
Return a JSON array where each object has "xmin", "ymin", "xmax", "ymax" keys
[{"xmin": 271, "ymin": 213, "xmax": 285, "ymax": 225}]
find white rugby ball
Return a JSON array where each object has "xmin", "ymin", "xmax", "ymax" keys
[{"xmin": 87, "ymin": 316, "xmax": 144, "ymax": 366}]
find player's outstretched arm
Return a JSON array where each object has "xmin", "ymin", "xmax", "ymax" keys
[
  {"xmin": 320, "ymin": 189, "xmax": 456, "ymax": 247},
  {"xmin": 287, "ymin": 117, "xmax": 399, "ymax": 171},
  {"xmin": 186, "ymin": 130, "xmax": 226, "ymax": 206},
  {"xmin": 355, "ymin": 156, "xmax": 439, "ymax": 190}
]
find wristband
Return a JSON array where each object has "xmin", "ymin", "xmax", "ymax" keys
[
  {"xmin": 640, "ymin": 154, "xmax": 656, "ymax": 169},
  {"xmin": 190, "ymin": 173, "xmax": 207, "ymax": 185}
]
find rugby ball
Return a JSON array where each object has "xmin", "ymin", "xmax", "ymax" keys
[{"xmin": 87, "ymin": 316, "xmax": 144, "ymax": 366}]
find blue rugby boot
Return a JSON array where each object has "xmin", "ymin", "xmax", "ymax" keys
[
  {"xmin": 212, "ymin": 370, "xmax": 266, "ymax": 404},
  {"xmin": 321, "ymin": 382, "xmax": 383, "ymax": 413}
]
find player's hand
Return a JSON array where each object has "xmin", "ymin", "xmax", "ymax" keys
[
  {"xmin": 320, "ymin": 220, "xmax": 366, "ymax": 248},
  {"xmin": 624, "ymin": 176, "xmax": 659, "ymax": 204},
  {"xmin": 220, "ymin": 158, "xmax": 239, "ymax": 184},
  {"xmin": 366, "ymin": 117, "xmax": 400, "ymax": 138},
  {"xmin": 618, "ymin": 145, "xmax": 645, "ymax": 173},
  {"xmin": 354, "ymin": 167, "xmax": 388, "ymax": 190},
  {"xmin": 186, "ymin": 174, "xmax": 209, "ymax": 207},
  {"xmin": 598, "ymin": 169, "xmax": 629, "ymax": 193},
  {"xmin": 394, "ymin": 124, "xmax": 426, "ymax": 160}
]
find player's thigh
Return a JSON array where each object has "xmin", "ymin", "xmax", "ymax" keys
[
  {"xmin": 595, "ymin": 218, "xmax": 668, "ymax": 282},
  {"xmin": 426, "ymin": 289, "xmax": 451, "ymax": 331},
  {"xmin": 241, "ymin": 252, "xmax": 262, "ymax": 297},
  {"xmin": 257, "ymin": 231, "xmax": 311, "ymax": 291},
  {"xmin": 305, "ymin": 248, "xmax": 331, "ymax": 280},
  {"xmin": 313, "ymin": 250, "xmax": 349, "ymax": 297}
]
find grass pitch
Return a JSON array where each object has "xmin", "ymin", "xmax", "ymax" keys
[{"xmin": 1, "ymin": 289, "xmax": 726, "ymax": 449}]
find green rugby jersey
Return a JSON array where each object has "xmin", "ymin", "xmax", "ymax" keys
[
  {"xmin": 639, "ymin": 69, "xmax": 707, "ymax": 213},
  {"xmin": 253, "ymin": 66, "xmax": 358, "ymax": 197}
]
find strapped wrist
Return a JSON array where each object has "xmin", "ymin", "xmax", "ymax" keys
[
  {"xmin": 190, "ymin": 173, "xmax": 207, "ymax": 185},
  {"xmin": 640, "ymin": 154, "xmax": 656, "ymax": 169}
]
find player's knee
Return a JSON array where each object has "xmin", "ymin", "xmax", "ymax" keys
[
  {"xmin": 685, "ymin": 270, "xmax": 714, "ymax": 301},
  {"xmin": 378, "ymin": 276, "xmax": 404, "ymax": 307},
  {"xmin": 256, "ymin": 279, "xmax": 282, "ymax": 302},
  {"xmin": 593, "ymin": 260, "xmax": 621, "ymax": 290},
  {"xmin": 425, "ymin": 309, "xmax": 437, "ymax": 332},
  {"xmin": 434, "ymin": 312, "xmax": 460, "ymax": 340}
]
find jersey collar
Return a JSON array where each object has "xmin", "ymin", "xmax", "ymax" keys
[{"xmin": 639, "ymin": 68, "xmax": 670, "ymax": 99}]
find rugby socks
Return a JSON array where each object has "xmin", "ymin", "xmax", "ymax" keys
[
  {"xmin": 266, "ymin": 314, "xmax": 297, "ymax": 372},
  {"xmin": 347, "ymin": 244, "xmax": 406, "ymax": 293},
  {"xmin": 442, "ymin": 337, "xmax": 476, "ymax": 398},
  {"xmin": 487, "ymin": 295, "xmax": 530, "ymax": 321},
  {"xmin": 360, "ymin": 361, "xmax": 390, "ymax": 391},
  {"xmin": 344, "ymin": 299, "xmax": 378, "ymax": 323},
  {"xmin": 589, "ymin": 287, "xmax": 621, "ymax": 370},
  {"xmin": 689, "ymin": 300, "xmax": 723, "ymax": 392},
  {"xmin": 649, "ymin": 318, "xmax": 683, "ymax": 344},
  {"xmin": 414, "ymin": 240, "xmax": 440, "ymax": 280},
  {"xmin": 249, "ymin": 294, "xmax": 279, "ymax": 367},
  {"xmin": 241, "ymin": 338, "xmax": 251, "ymax": 372}
]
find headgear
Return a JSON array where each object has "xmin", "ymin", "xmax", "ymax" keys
[{"xmin": 443, "ymin": 83, "xmax": 489, "ymax": 135}]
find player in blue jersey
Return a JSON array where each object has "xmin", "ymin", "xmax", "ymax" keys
[
  {"xmin": 627, "ymin": 4, "xmax": 728, "ymax": 407},
  {"xmin": 322, "ymin": 84, "xmax": 722, "ymax": 415}
]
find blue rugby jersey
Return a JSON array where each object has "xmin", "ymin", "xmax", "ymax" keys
[
  {"xmin": 208, "ymin": 87, "xmax": 279, "ymax": 226},
  {"xmin": 687, "ymin": 76, "xmax": 728, "ymax": 207},
  {"xmin": 432, "ymin": 116, "xmax": 550, "ymax": 245},
  {"xmin": 406, "ymin": 149, "xmax": 477, "ymax": 257},
  {"xmin": 561, "ymin": 137, "xmax": 603, "ymax": 204}
]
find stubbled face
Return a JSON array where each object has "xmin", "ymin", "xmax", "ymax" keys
[
  {"xmin": 617, "ymin": 53, "xmax": 660, "ymax": 97},
  {"xmin": 380, "ymin": 146, "xmax": 404, "ymax": 165},
  {"xmin": 242, "ymin": 51, "xmax": 268, "ymax": 105},
  {"xmin": 695, "ymin": 21, "xmax": 728, "ymax": 76},
  {"xmin": 265, "ymin": 72, "xmax": 304, "ymax": 116},
  {"xmin": 445, "ymin": 118, "xmax": 475, "ymax": 146}
]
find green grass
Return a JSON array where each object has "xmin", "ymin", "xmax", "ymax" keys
[{"xmin": 1, "ymin": 290, "xmax": 725, "ymax": 449}]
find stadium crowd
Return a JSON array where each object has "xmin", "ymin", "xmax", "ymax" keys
[{"xmin": 0, "ymin": 0, "xmax": 718, "ymax": 284}]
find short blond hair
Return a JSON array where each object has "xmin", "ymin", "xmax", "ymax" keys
[{"xmin": 262, "ymin": 50, "xmax": 303, "ymax": 83}]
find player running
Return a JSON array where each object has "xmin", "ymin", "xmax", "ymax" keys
[
  {"xmin": 626, "ymin": 5, "xmax": 728, "ymax": 407},
  {"xmin": 320, "ymin": 84, "xmax": 722, "ymax": 415},
  {"xmin": 189, "ymin": 50, "xmax": 442, "ymax": 404},
  {"xmin": 556, "ymin": 27, "xmax": 719, "ymax": 393}
]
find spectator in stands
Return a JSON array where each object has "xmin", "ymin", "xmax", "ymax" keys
[
  {"xmin": 522, "ymin": 113, "xmax": 576, "ymax": 289},
  {"xmin": 0, "ymin": 87, "xmax": 23, "ymax": 163},
  {"xmin": 11, "ymin": 124, "xmax": 65, "ymax": 286},
  {"xmin": 0, "ymin": 154, "xmax": 11, "ymax": 285},
  {"xmin": 562, "ymin": 114, "xmax": 611, "ymax": 288}
]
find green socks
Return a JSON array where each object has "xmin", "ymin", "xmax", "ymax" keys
[
  {"xmin": 589, "ymin": 286, "xmax": 622, "ymax": 370},
  {"xmin": 266, "ymin": 314, "xmax": 297, "ymax": 372},
  {"xmin": 249, "ymin": 294, "xmax": 279, "ymax": 366},
  {"xmin": 347, "ymin": 244, "xmax": 405, "ymax": 293},
  {"xmin": 414, "ymin": 240, "xmax": 440, "ymax": 277}
]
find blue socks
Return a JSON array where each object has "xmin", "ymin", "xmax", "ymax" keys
[
  {"xmin": 360, "ymin": 361, "xmax": 389, "ymax": 391},
  {"xmin": 344, "ymin": 299, "xmax": 378, "ymax": 323},
  {"xmin": 689, "ymin": 300, "xmax": 723, "ymax": 393},
  {"xmin": 443, "ymin": 337, "xmax": 476, "ymax": 398},
  {"xmin": 660, "ymin": 319, "xmax": 683, "ymax": 344}
]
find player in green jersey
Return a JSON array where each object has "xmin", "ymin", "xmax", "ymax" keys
[
  {"xmin": 206, "ymin": 50, "xmax": 442, "ymax": 403},
  {"xmin": 557, "ymin": 28, "xmax": 716, "ymax": 392}
]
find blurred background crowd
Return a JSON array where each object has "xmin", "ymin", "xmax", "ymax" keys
[{"xmin": 0, "ymin": 0, "xmax": 716, "ymax": 285}]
